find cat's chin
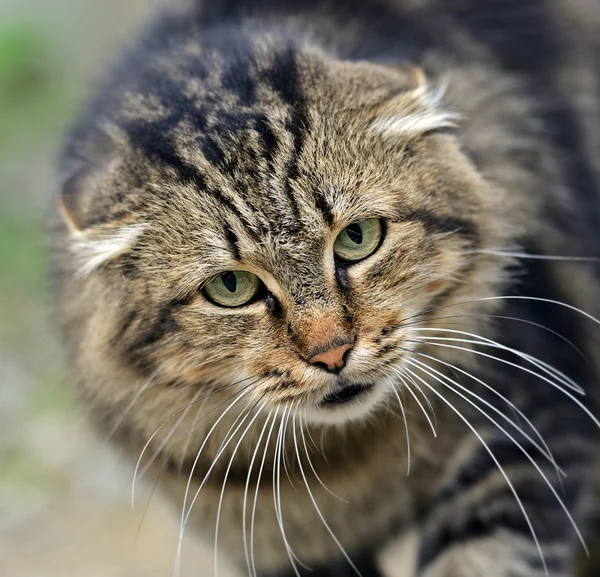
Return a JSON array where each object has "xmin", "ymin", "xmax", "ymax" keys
[{"xmin": 303, "ymin": 380, "xmax": 390, "ymax": 426}]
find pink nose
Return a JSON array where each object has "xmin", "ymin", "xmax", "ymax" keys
[{"xmin": 308, "ymin": 343, "xmax": 353, "ymax": 372}]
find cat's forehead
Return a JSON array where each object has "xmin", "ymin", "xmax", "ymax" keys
[{"xmin": 67, "ymin": 39, "xmax": 466, "ymax": 280}]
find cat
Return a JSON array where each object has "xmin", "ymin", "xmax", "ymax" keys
[{"xmin": 52, "ymin": 0, "xmax": 600, "ymax": 575}]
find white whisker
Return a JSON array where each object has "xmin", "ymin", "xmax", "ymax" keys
[
  {"xmin": 272, "ymin": 405, "xmax": 305, "ymax": 575},
  {"xmin": 132, "ymin": 376, "xmax": 257, "ymax": 509},
  {"xmin": 138, "ymin": 387, "xmax": 204, "ymax": 481},
  {"xmin": 398, "ymin": 295, "xmax": 600, "ymax": 332},
  {"xmin": 401, "ymin": 349, "xmax": 564, "ymax": 478},
  {"xmin": 299, "ymin": 413, "xmax": 348, "ymax": 502},
  {"xmin": 405, "ymin": 358, "xmax": 588, "ymax": 555},
  {"xmin": 243, "ymin": 412, "xmax": 273, "ymax": 576},
  {"xmin": 465, "ymin": 249, "xmax": 599, "ymax": 262},
  {"xmin": 214, "ymin": 403, "xmax": 267, "ymax": 577},
  {"xmin": 410, "ymin": 327, "xmax": 583, "ymax": 394},
  {"xmin": 250, "ymin": 408, "xmax": 279, "ymax": 577},
  {"xmin": 390, "ymin": 369, "xmax": 437, "ymax": 437},
  {"xmin": 401, "ymin": 365, "xmax": 548, "ymax": 575},
  {"xmin": 408, "ymin": 339, "xmax": 600, "ymax": 431},
  {"xmin": 389, "ymin": 380, "xmax": 411, "ymax": 475},
  {"xmin": 106, "ymin": 368, "xmax": 160, "ymax": 442},
  {"xmin": 293, "ymin": 415, "xmax": 363, "ymax": 576},
  {"xmin": 398, "ymin": 313, "xmax": 587, "ymax": 361},
  {"xmin": 175, "ymin": 387, "xmax": 254, "ymax": 577},
  {"xmin": 396, "ymin": 366, "xmax": 438, "ymax": 432}
]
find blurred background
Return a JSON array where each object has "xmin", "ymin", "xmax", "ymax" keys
[{"xmin": 0, "ymin": 1, "xmax": 230, "ymax": 575}]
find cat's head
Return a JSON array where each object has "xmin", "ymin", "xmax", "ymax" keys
[{"xmin": 56, "ymin": 40, "xmax": 510, "ymax": 430}]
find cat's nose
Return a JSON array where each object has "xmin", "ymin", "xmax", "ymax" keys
[{"xmin": 308, "ymin": 342, "xmax": 354, "ymax": 373}]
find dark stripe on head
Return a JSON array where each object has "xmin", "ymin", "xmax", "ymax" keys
[
  {"xmin": 200, "ymin": 135, "xmax": 226, "ymax": 167},
  {"xmin": 335, "ymin": 266, "xmax": 352, "ymax": 295},
  {"xmin": 255, "ymin": 114, "xmax": 278, "ymax": 168},
  {"xmin": 265, "ymin": 48, "xmax": 310, "ymax": 224},
  {"xmin": 314, "ymin": 190, "xmax": 335, "ymax": 226},
  {"xmin": 221, "ymin": 54, "xmax": 257, "ymax": 107},
  {"xmin": 393, "ymin": 209, "xmax": 479, "ymax": 242},
  {"xmin": 112, "ymin": 309, "xmax": 138, "ymax": 345},
  {"xmin": 122, "ymin": 293, "xmax": 197, "ymax": 367},
  {"xmin": 126, "ymin": 117, "xmax": 261, "ymax": 241},
  {"xmin": 225, "ymin": 223, "xmax": 241, "ymax": 260}
]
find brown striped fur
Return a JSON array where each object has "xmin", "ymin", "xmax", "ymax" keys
[{"xmin": 52, "ymin": 1, "xmax": 600, "ymax": 575}]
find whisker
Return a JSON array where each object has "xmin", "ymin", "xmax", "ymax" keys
[
  {"xmin": 293, "ymin": 415, "xmax": 363, "ymax": 576},
  {"xmin": 389, "ymin": 379, "xmax": 411, "ymax": 475},
  {"xmin": 138, "ymin": 387, "xmax": 204, "ymax": 482},
  {"xmin": 175, "ymin": 386, "xmax": 257, "ymax": 577},
  {"xmin": 132, "ymin": 375, "xmax": 258, "ymax": 508},
  {"xmin": 179, "ymin": 387, "xmax": 215, "ymax": 471},
  {"xmin": 405, "ymin": 358, "xmax": 588, "ymax": 556},
  {"xmin": 214, "ymin": 402, "xmax": 268, "ymax": 577},
  {"xmin": 273, "ymin": 404, "xmax": 306, "ymax": 575},
  {"xmin": 394, "ymin": 366, "xmax": 438, "ymax": 432},
  {"xmin": 388, "ymin": 369, "xmax": 436, "ymax": 438},
  {"xmin": 135, "ymin": 382, "xmax": 261, "ymax": 546},
  {"xmin": 304, "ymin": 417, "xmax": 329, "ymax": 462},
  {"xmin": 401, "ymin": 365, "xmax": 548, "ymax": 575},
  {"xmin": 465, "ymin": 248, "xmax": 599, "ymax": 262},
  {"xmin": 250, "ymin": 408, "xmax": 279, "ymax": 577},
  {"xmin": 399, "ymin": 348, "xmax": 564, "ymax": 478},
  {"xmin": 397, "ymin": 295, "xmax": 600, "ymax": 333},
  {"xmin": 409, "ymin": 327, "xmax": 583, "ymax": 394},
  {"xmin": 243, "ymin": 411, "xmax": 274, "ymax": 577},
  {"xmin": 182, "ymin": 393, "xmax": 266, "ymax": 528},
  {"xmin": 407, "ymin": 339, "xmax": 600, "ymax": 431},
  {"xmin": 105, "ymin": 368, "xmax": 160, "ymax": 442},
  {"xmin": 136, "ymin": 380, "xmax": 264, "ymax": 554},
  {"xmin": 298, "ymin": 412, "xmax": 348, "ymax": 502},
  {"xmin": 396, "ymin": 313, "xmax": 587, "ymax": 361}
]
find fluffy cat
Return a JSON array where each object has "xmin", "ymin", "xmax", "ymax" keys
[{"xmin": 52, "ymin": 1, "xmax": 600, "ymax": 575}]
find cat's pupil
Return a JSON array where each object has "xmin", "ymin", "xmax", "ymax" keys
[
  {"xmin": 222, "ymin": 272, "xmax": 237, "ymax": 293},
  {"xmin": 346, "ymin": 223, "xmax": 363, "ymax": 245}
]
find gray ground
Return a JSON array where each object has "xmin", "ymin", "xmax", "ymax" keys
[{"xmin": 0, "ymin": 1, "xmax": 234, "ymax": 575}]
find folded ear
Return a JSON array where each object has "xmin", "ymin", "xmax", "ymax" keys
[
  {"xmin": 59, "ymin": 126, "xmax": 146, "ymax": 276},
  {"xmin": 59, "ymin": 126, "xmax": 123, "ymax": 233},
  {"xmin": 368, "ymin": 64, "xmax": 459, "ymax": 139}
]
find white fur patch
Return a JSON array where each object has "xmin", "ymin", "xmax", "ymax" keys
[
  {"xmin": 71, "ymin": 224, "xmax": 147, "ymax": 277},
  {"xmin": 371, "ymin": 108, "xmax": 459, "ymax": 138},
  {"xmin": 371, "ymin": 82, "xmax": 460, "ymax": 138}
]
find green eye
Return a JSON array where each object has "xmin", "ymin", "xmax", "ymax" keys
[
  {"xmin": 333, "ymin": 218, "xmax": 383, "ymax": 262},
  {"xmin": 204, "ymin": 271, "xmax": 262, "ymax": 307}
]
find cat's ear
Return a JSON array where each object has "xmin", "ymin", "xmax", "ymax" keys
[
  {"xmin": 60, "ymin": 125, "xmax": 121, "ymax": 232},
  {"xmin": 369, "ymin": 64, "xmax": 459, "ymax": 139},
  {"xmin": 59, "ymin": 125, "xmax": 146, "ymax": 276}
]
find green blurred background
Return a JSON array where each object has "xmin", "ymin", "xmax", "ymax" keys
[{"xmin": 0, "ymin": 1, "xmax": 230, "ymax": 575}]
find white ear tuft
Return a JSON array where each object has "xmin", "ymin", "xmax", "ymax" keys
[
  {"xmin": 70, "ymin": 224, "xmax": 147, "ymax": 277},
  {"xmin": 370, "ymin": 77, "xmax": 459, "ymax": 139},
  {"xmin": 371, "ymin": 108, "xmax": 459, "ymax": 138}
]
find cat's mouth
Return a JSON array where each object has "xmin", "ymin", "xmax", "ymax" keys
[{"xmin": 319, "ymin": 382, "xmax": 375, "ymax": 407}]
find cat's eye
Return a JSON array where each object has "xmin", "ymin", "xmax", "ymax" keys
[
  {"xmin": 333, "ymin": 218, "xmax": 383, "ymax": 263},
  {"xmin": 203, "ymin": 271, "xmax": 262, "ymax": 307}
]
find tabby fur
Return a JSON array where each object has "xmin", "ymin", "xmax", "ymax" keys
[{"xmin": 52, "ymin": 1, "xmax": 600, "ymax": 575}]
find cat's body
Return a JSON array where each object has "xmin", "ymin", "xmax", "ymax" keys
[{"xmin": 52, "ymin": 1, "xmax": 600, "ymax": 576}]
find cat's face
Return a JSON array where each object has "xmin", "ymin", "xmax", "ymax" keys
[{"xmin": 59, "ymin": 49, "xmax": 506, "ymax": 426}]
